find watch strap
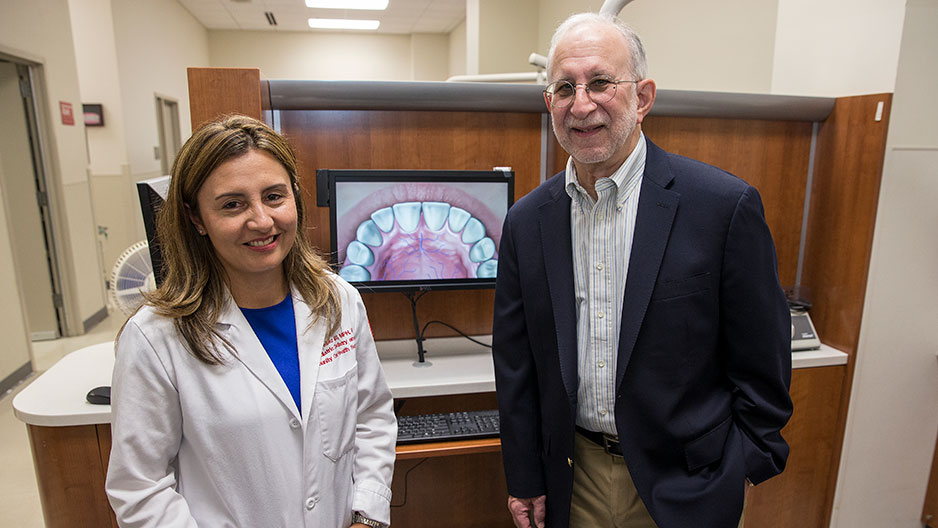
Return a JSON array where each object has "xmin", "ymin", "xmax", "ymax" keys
[{"xmin": 352, "ymin": 511, "xmax": 389, "ymax": 528}]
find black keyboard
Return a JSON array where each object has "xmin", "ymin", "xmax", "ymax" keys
[{"xmin": 396, "ymin": 410, "xmax": 500, "ymax": 444}]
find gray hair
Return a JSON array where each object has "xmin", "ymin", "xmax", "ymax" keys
[{"xmin": 547, "ymin": 12, "xmax": 647, "ymax": 81}]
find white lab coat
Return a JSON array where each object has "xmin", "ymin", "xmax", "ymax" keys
[{"xmin": 106, "ymin": 278, "xmax": 396, "ymax": 527}]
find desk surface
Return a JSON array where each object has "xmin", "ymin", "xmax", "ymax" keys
[{"xmin": 13, "ymin": 337, "xmax": 846, "ymax": 427}]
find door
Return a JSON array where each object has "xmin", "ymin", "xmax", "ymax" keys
[
  {"xmin": 0, "ymin": 60, "xmax": 64, "ymax": 340},
  {"xmin": 155, "ymin": 95, "xmax": 181, "ymax": 175}
]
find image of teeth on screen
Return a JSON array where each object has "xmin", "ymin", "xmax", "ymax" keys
[{"xmin": 333, "ymin": 181, "xmax": 507, "ymax": 284}]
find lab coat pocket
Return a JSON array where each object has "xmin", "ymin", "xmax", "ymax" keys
[{"xmin": 315, "ymin": 367, "xmax": 357, "ymax": 462}]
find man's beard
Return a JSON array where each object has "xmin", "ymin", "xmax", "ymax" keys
[{"xmin": 554, "ymin": 104, "xmax": 637, "ymax": 165}]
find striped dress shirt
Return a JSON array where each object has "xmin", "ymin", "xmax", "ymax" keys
[{"xmin": 566, "ymin": 133, "xmax": 646, "ymax": 436}]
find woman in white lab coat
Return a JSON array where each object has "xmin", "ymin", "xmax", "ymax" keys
[{"xmin": 105, "ymin": 115, "xmax": 396, "ymax": 528}]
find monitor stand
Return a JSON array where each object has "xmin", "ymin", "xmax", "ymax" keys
[{"xmin": 404, "ymin": 290, "xmax": 433, "ymax": 367}]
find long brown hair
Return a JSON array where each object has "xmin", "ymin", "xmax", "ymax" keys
[{"xmin": 134, "ymin": 114, "xmax": 341, "ymax": 364}]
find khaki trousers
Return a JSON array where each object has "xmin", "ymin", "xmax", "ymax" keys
[{"xmin": 569, "ymin": 432, "xmax": 746, "ymax": 528}]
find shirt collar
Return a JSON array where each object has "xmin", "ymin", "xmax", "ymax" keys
[{"xmin": 565, "ymin": 132, "xmax": 646, "ymax": 202}]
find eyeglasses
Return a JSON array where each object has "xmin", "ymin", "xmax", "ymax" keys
[{"xmin": 543, "ymin": 78, "xmax": 639, "ymax": 108}]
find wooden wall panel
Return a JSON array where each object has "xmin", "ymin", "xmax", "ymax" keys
[
  {"xmin": 923, "ymin": 434, "xmax": 938, "ymax": 527},
  {"xmin": 550, "ymin": 117, "xmax": 814, "ymax": 286},
  {"xmin": 186, "ymin": 68, "xmax": 262, "ymax": 130},
  {"xmin": 279, "ymin": 109, "xmax": 542, "ymax": 341},
  {"xmin": 744, "ymin": 365, "xmax": 845, "ymax": 528},
  {"xmin": 645, "ymin": 117, "xmax": 813, "ymax": 287},
  {"xmin": 798, "ymin": 94, "xmax": 891, "ymax": 528},
  {"xmin": 801, "ymin": 94, "xmax": 891, "ymax": 355}
]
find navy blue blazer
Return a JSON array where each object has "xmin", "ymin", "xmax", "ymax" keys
[{"xmin": 492, "ymin": 139, "xmax": 793, "ymax": 528}]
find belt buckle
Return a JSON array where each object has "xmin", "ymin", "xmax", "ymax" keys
[{"xmin": 601, "ymin": 434, "xmax": 622, "ymax": 457}]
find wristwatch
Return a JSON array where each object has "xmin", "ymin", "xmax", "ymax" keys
[{"xmin": 352, "ymin": 511, "xmax": 389, "ymax": 528}]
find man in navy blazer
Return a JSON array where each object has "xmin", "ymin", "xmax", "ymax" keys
[{"xmin": 492, "ymin": 13, "xmax": 793, "ymax": 528}]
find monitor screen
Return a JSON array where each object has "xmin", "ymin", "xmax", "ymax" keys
[{"xmin": 318, "ymin": 169, "xmax": 514, "ymax": 292}]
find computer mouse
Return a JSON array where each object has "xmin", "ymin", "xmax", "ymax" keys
[{"xmin": 86, "ymin": 386, "xmax": 111, "ymax": 405}]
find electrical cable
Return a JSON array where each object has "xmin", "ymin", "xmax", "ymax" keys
[
  {"xmin": 420, "ymin": 320, "xmax": 493, "ymax": 349},
  {"xmin": 389, "ymin": 457, "xmax": 428, "ymax": 508}
]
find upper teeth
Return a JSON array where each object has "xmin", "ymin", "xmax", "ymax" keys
[
  {"xmin": 340, "ymin": 200, "xmax": 499, "ymax": 282},
  {"xmin": 247, "ymin": 236, "xmax": 275, "ymax": 247}
]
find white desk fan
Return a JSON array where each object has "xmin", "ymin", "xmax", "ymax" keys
[{"xmin": 108, "ymin": 240, "xmax": 156, "ymax": 316}]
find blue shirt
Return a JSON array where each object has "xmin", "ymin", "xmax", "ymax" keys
[{"xmin": 240, "ymin": 295, "xmax": 301, "ymax": 413}]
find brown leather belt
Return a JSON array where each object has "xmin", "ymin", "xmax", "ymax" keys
[{"xmin": 575, "ymin": 426, "xmax": 623, "ymax": 457}]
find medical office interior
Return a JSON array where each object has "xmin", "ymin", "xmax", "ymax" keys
[{"xmin": 0, "ymin": 0, "xmax": 936, "ymax": 526}]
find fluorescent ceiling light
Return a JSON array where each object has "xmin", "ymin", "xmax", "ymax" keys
[
  {"xmin": 305, "ymin": 0, "xmax": 389, "ymax": 9},
  {"xmin": 308, "ymin": 18, "xmax": 380, "ymax": 30}
]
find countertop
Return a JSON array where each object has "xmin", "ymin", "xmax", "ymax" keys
[{"xmin": 13, "ymin": 338, "xmax": 847, "ymax": 427}]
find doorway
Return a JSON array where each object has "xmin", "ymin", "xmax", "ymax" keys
[
  {"xmin": 0, "ymin": 59, "xmax": 66, "ymax": 340},
  {"xmin": 155, "ymin": 95, "xmax": 180, "ymax": 175}
]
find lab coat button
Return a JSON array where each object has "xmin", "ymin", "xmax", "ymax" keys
[
  {"xmin": 289, "ymin": 418, "xmax": 301, "ymax": 429},
  {"xmin": 305, "ymin": 497, "xmax": 317, "ymax": 510}
]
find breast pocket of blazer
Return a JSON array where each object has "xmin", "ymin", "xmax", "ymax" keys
[
  {"xmin": 315, "ymin": 367, "xmax": 357, "ymax": 462},
  {"xmin": 651, "ymin": 272, "xmax": 712, "ymax": 302}
]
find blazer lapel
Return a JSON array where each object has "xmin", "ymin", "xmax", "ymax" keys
[
  {"xmin": 293, "ymin": 286, "xmax": 327, "ymax": 423},
  {"xmin": 615, "ymin": 141, "xmax": 679, "ymax": 393},
  {"xmin": 539, "ymin": 176, "xmax": 578, "ymax": 406},
  {"xmin": 218, "ymin": 291, "xmax": 302, "ymax": 421}
]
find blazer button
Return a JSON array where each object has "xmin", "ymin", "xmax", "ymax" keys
[
  {"xmin": 289, "ymin": 418, "xmax": 301, "ymax": 429},
  {"xmin": 305, "ymin": 497, "xmax": 317, "ymax": 510}
]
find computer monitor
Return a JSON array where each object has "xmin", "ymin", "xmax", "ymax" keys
[
  {"xmin": 136, "ymin": 175, "xmax": 170, "ymax": 287},
  {"xmin": 317, "ymin": 169, "xmax": 514, "ymax": 293}
]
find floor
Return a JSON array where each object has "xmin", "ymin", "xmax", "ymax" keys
[{"xmin": 0, "ymin": 312, "xmax": 126, "ymax": 527}]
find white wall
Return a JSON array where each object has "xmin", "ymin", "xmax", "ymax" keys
[
  {"xmin": 68, "ymin": 0, "xmax": 132, "ymax": 280},
  {"xmin": 830, "ymin": 1, "xmax": 938, "ymax": 526},
  {"xmin": 538, "ymin": 0, "xmax": 601, "ymax": 54},
  {"xmin": 111, "ymin": 0, "xmax": 207, "ymax": 177},
  {"xmin": 536, "ymin": 0, "xmax": 776, "ymax": 93},
  {"xmin": 624, "ymin": 0, "xmax": 778, "ymax": 93},
  {"xmin": 1, "ymin": 0, "xmax": 106, "ymax": 334},
  {"xmin": 534, "ymin": 0, "xmax": 903, "ymax": 97},
  {"xmin": 208, "ymin": 30, "xmax": 445, "ymax": 81},
  {"xmin": 68, "ymin": 0, "xmax": 127, "ymax": 177},
  {"xmin": 772, "ymin": 0, "xmax": 906, "ymax": 97},
  {"xmin": 477, "ymin": 0, "xmax": 540, "ymax": 75},
  {"xmin": 448, "ymin": 19, "xmax": 467, "ymax": 78},
  {"xmin": 79, "ymin": 0, "xmax": 207, "ymax": 275},
  {"xmin": 411, "ymin": 33, "xmax": 450, "ymax": 81}
]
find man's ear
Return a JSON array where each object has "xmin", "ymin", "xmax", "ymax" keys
[
  {"xmin": 635, "ymin": 78, "xmax": 657, "ymax": 124},
  {"xmin": 186, "ymin": 203, "xmax": 206, "ymax": 235}
]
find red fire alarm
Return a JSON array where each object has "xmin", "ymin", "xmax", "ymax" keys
[{"xmin": 60, "ymin": 101, "xmax": 74, "ymax": 126}]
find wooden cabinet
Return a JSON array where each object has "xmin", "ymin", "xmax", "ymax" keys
[
  {"xmin": 24, "ymin": 370, "xmax": 844, "ymax": 528},
  {"xmin": 745, "ymin": 365, "xmax": 846, "ymax": 527}
]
